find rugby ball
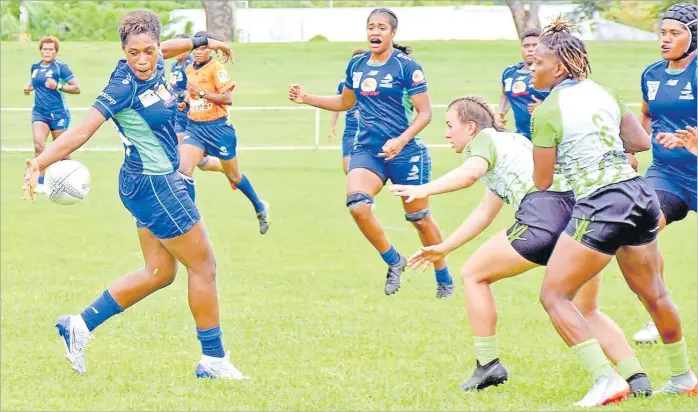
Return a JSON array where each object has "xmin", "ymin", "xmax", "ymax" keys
[{"xmin": 44, "ymin": 160, "xmax": 91, "ymax": 205}]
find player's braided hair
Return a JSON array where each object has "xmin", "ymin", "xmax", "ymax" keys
[
  {"xmin": 367, "ymin": 8, "xmax": 413, "ymax": 55},
  {"xmin": 447, "ymin": 96, "xmax": 507, "ymax": 132},
  {"xmin": 119, "ymin": 10, "xmax": 161, "ymax": 47},
  {"xmin": 539, "ymin": 16, "xmax": 591, "ymax": 80}
]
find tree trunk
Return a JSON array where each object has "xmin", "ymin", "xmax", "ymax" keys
[
  {"xmin": 505, "ymin": 0, "xmax": 542, "ymax": 38},
  {"xmin": 200, "ymin": 0, "xmax": 236, "ymax": 41}
]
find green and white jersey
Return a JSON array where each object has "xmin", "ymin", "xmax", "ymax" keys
[
  {"xmin": 463, "ymin": 128, "xmax": 572, "ymax": 211},
  {"xmin": 531, "ymin": 79, "xmax": 637, "ymax": 200}
]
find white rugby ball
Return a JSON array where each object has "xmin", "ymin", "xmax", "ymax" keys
[{"xmin": 44, "ymin": 160, "xmax": 91, "ymax": 205}]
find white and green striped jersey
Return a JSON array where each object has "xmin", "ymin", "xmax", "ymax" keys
[
  {"xmin": 462, "ymin": 128, "xmax": 572, "ymax": 211},
  {"xmin": 531, "ymin": 79, "xmax": 637, "ymax": 200}
]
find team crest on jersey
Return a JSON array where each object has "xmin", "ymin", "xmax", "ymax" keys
[
  {"xmin": 380, "ymin": 73, "xmax": 393, "ymax": 88},
  {"xmin": 217, "ymin": 70, "xmax": 230, "ymax": 83},
  {"xmin": 361, "ymin": 77, "xmax": 378, "ymax": 95},
  {"xmin": 411, "ymin": 70, "xmax": 425, "ymax": 85},
  {"xmin": 680, "ymin": 82, "xmax": 694, "ymax": 100},
  {"xmin": 646, "ymin": 81, "xmax": 660, "ymax": 101},
  {"xmin": 511, "ymin": 80, "xmax": 528, "ymax": 95},
  {"xmin": 352, "ymin": 72, "xmax": 363, "ymax": 88}
]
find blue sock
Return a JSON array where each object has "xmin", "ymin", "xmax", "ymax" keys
[
  {"xmin": 197, "ymin": 326, "xmax": 225, "ymax": 358},
  {"xmin": 435, "ymin": 266, "xmax": 453, "ymax": 286},
  {"xmin": 79, "ymin": 290, "xmax": 124, "ymax": 332},
  {"xmin": 38, "ymin": 176, "xmax": 45, "ymax": 184},
  {"xmin": 236, "ymin": 174, "xmax": 264, "ymax": 213},
  {"xmin": 380, "ymin": 245, "xmax": 401, "ymax": 266}
]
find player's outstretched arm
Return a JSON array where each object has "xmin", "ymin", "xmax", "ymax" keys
[
  {"xmin": 288, "ymin": 83, "xmax": 356, "ymax": 112},
  {"xmin": 161, "ymin": 37, "xmax": 233, "ymax": 63},
  {"xmin": 619, "ymin": 111, "xmax": 651, "ymax": 153},
  {"xmin": 23, "ymin": 108, "xmax": 106, "ymax": 201},
  {"xmin": 61, "ymin": 78, "xmax": 81, "ymax": 95},
  {"xmin": 408, "ymin": 189, "xmax": 504, "ymax": 271},
  {"xmin": 389, "ymin": 156, "xmax": 488, "ymax": 202}
]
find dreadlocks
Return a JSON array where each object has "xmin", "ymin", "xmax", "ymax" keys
[
  {"xmin": 447, "ymin": 96, "xmax": 507, "ymax": 132},
  {"xmin": 539, "ymin": 16, "xmax": 592, "ymax": 80}
]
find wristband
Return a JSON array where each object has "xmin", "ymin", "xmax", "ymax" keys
[{"xmin": 192, "ymin": 36, "xmax": 208, "ymax": 49}]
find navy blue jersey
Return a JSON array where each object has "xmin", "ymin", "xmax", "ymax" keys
[
  {"xmin": 344, "ymin": 50, "xmax": 426, "ymax": 153},
  {"xmin": 30, "ymin": 60, "xmax": 74, "ymax": 115},
  {"xmin": 169, "ymin": 55, "xmax": 194, "ymax": 98},
  {"xmin": 336, "ymin": 81, "xmax": 358, "ymax": 131},
  {"xmin": 641, "ymin": 57, "xmax": 697, "ymax": 190},
  {"xmin": 93, "ymin": 55, "xmax": 179, "ymax": 175},
  {"xmin": 501, "ymin": 62, "xmax": 549, "ymax": 138}
]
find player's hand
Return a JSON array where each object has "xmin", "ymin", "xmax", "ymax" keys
[
  {"xmin": 22, "ymin": 159, "xmax": 40, "ymax": 202},
  {"xmin": 186, "ymin": 81, "xmax": 201, "ymax": 96},
  {"xmin": 23, "ymin": 85, "xmax": 33, "ymax": 95},
  {"xmin": 676, "ymin": 126, "xmax": 697, "ymax": 155},
  {"xmin": 626, "ymin": 153, "xmax": 639, "ymax": 172},
  {"xmin": 177, "ymin": 101, "xmax": 187, "ymax": 112},
  {"xmin": 45, "ymin": 78, "xmax": 58, "ymax": 90},
  {"xmin": 328, "ymin": 127, "xmax": 336, "ymax": 141},
  {"xmin": 207, "ymin": 38, "xmax": 234, "ymax": 64},
  {"xmin": 288, "ymin": 84, "xmax": 306, "ymax": 104},
  {"xmin": 498, "ymin": 112, "xmax": 507, "ymax": 126},
  {"xmin": 408, "ymin": 244, "xmax": 448, "ymax": 272},
  {"xmin": 388, "ymin": 184, "xmax": 428, "ymax": 203},
  {"xmin": 656, "ymin": 132, "xmax": 684, "ymax": 149},
  {"xmin": 379, "ymin": 137, "xmax": 407, "ymax": 160},
  {"xmin": 528, "ymin": 95, "xmax": 542, "ymax": 114}
]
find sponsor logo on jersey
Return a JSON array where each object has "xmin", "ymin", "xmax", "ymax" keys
[
  {"xmin": 666, "ymin": 79, "xmax": 679, "ymax": 86},
  {"xmin": 409, "ymin": 155, "xmax": 420, "ymax": 163},
  {"xmin": 352, "ymin": 72, "xmax": 363, "ymax": 88},
  {"xmin": 379, "ymin": 73, "xmax": 393, "ymax": 88},
  {"xmin": 360, "ymin": 77, "xmax": 379, "ymax": 96},
  {"xmin": 411, "ymin": 69, "xmax": 425, "ymax": 86},
  {"xmin": 406, "ymin": 165, "xmax": 420, "ymax": 181},
  {"xmin": 511, "ymin": 80, "xmax": 528, "ymax": 95},
  {"xmin": 368, "ymin": 70, "xmax": 379, "ymax": 76},
  {"xmin": 646, "ymin": 80, "xmax": 660, "ymax": 101},
  {"xmin": 680, "ymin": 82, "xmax": 694, "ymax": 100},
  {"xmin": 217, "ymin": 70, "xmax": 230, "ymax": 83},
  {"xmin": 99, "ymin": 91, "xmax": 117, "ymax": 105}
]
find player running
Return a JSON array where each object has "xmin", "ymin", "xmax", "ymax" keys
[
  {"xmin": 632, "ymin": 2, "xmax": 697, "ymax": 345},
  {"xmin": 390, "ymin": 96, "xmax": 651, "ymax": 396},
  {"xmin": 289, "ymin": 8, "xmax": 454, "ymax": 298},
  {"xmin": 169, "ymin": 33, "xmax": 195, "ymax": 143},
  {"xmin": 531, "ymin": 17, "xmax": 696, "ymax": 406},
  {"xmin": 24, "ymin": 36, "xmax": 81, "ymax": 194},
  {"xmin": 22, "ymin": 10, "xmax": 246, "ymax": 380},
  {"xmin": 328, "ymin": 49, "xmax": 364, "ymax": 174},
  {"xmin": 179, "ymin": 31, "xmax": 270, "ymax": 235},
  {"xmin": 498, "ymin": 29, "xmax": 548, "ymax": 138}
]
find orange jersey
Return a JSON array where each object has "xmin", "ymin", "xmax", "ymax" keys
[{"xmin": 185, "ymin": 59, "xmax": 236, "ymax": 122}]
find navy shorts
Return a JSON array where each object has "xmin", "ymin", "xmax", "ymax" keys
[
  {"xmin": 645, "ymin": 166, "xmax": 696, "ymax": 224},
  {"xmin": 507, "ymin": 190, "xmax": 576, "ymax": 266},
  {"xmin": 32, "ymin": 108, "xmax": 70, "ymax": 131},
  {"xmin": 119, "ymin": 169, "xmax": 201, "ymax": 239},
  {"xmin": 183, "ymin": 118, "xmax": 237, "ymax": 160},
  {"xmin": 348, "ymin": 144, "xmax": 431, "ymax": 185},
  {"xmin": 342, "ymin": 127, "xmax": 357, "ymax": 158},
  {"xmin": 564, "ymin": 177, "xmax": 661, "ymax": 255},
  {"xmin": 174, "ymin": 111, "xmax": 189, "ymax": 134}
]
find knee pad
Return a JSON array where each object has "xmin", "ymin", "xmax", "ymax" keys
[
  {"xmin": 405, "ymin": 208, "xmax": 430, "ymax": 222},
  {"xmin": 655, "ymin": 190, "xmax": 689, "ymax": 225},
  {"xmin": 180, "ymin": 173, "xmax": 196, "ymax": 202},
  {"xmin": 346, "ymin": 192, "xmax": 374, "ymax": 210}
]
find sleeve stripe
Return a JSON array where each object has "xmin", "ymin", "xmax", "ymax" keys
[{"xmin": 94, "ymin": 100, "xmax": 114, "ymax": 118}]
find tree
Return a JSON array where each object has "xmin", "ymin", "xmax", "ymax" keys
[
  {"xmin": 505, "ymin": 0, "xmax": 541, "ymax": 38},
  {"xmin": 201, "ymin": 0, "xmax": 236, "ymax": 41}
]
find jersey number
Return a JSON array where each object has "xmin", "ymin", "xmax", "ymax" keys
[{"xmin": 591, "ymin": 113, "xmax": 615, "ymax": 148}]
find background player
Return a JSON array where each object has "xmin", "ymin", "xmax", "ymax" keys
[
  {"xmin": 531, "ymin": 17, "xmax": 696, "ymax": 406},
  {"xmin": 22, "ymin": 11, "xmax": 245, "ymax": 380},
  {"xmin": 169, "ymin": 33, "xmax": 195, "ymax": 143},
  {"xmin": 289, "ymin": 8, "xmax": 454, "ymax": 298},
  {"xmin": 179, "ymin": 31, "xmax": 270, "ymax": 235},
  {"xmin": 23, "ymin": 36, "xmax": 81, "ymax": 193},
  {"xmin": 498, "ymin": 29, "xmax": 547, "ymax": 139},
  {"xmin": 328, "ymin": 49, "xmax": 364, "ymax": 174},
  {"xmin": 390, "ymin": 96, "xmax": 651, "ymax": 396},
  {"xmin": 632, "ymin": 2, "xmax": 697, "ymax": 345}
]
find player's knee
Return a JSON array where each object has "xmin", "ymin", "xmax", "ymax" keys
[
  {"xmin": 149, "ymin": 262, "xmax": 178, "ymax": 289},
  {"xmin": 346, "ymin": 192, "xmax": 374, "ymax": 218},
  {"xmin": 405, "ymin": 209, "xmax": 431, "ymax": 231},
  {"xmin": 539, "ymin": 283, "xmax": 562, "ymax": 313},
  {"xmin": 33, "ymin": 141, "xmax": 45, "ymax": 154}
]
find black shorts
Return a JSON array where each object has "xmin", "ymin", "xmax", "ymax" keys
[
  {"xmin": 507, "ymin": 190, "xmax": 576, "ymax": 266},
  {"xmin": 563, "ymin": 177, "xmax": 661, "ymax": 255}
]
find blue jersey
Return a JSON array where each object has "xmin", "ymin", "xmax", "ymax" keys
[
  {"xmin": 30, "ymin": 60, "xmax": 74, "ymax": 116},
  {"xmin": 93, "ymin": 56, "xmax": 179, "ymax": 175},
  {"xmin": 641, "ymin": 58, "xmax": 697, "ymax": 191},
  {"xmin": 336, "ymin": 81, "xmax": 359, "ymax": 131},
  {"xmin": 344, "ymin": 50, "xmax": 426, "ymax": 153},
  {"xmin": 169, "ymin": 55, "xmax": 194, "ymax": 98},
  {"xmin": 501, "ymin": 62, "xmax": 549, "ymax": 138}
]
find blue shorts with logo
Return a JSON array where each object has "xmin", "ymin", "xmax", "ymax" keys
[
  {"xmin": 31, "ymin": 108, "xmax": 70, "ymax": 131},
  {"xmin": 119, "ymin": 168, "xmax": 201, "ymax": 239},
  {"xmin": 342, "ymin": 127, "xmax": 357, "ymax": 158},
  {"xmin": 183, "ymin": 118, "xmax": 237, "ymax": 160},
  {"xmin": 348, "ymin": 143, "xmax": 431, "ymax": 185},
  {"xmin": 174, "ymin": 110, "xmax": 189, "ymax": 134}
]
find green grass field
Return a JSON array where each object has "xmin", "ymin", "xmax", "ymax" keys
[{"xmin": 1, "ymin": 40, "xmax": 696, "ymax": 411}]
